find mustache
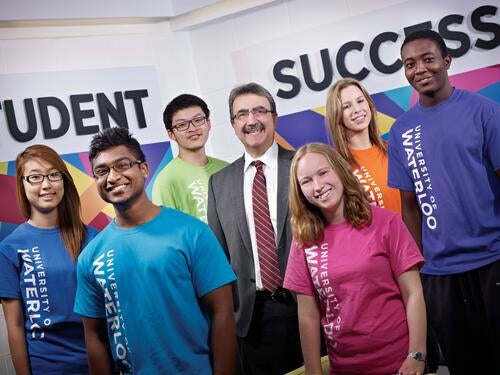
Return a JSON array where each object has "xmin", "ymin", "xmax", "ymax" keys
[{"xmin": 242, "ymin": 123, "xmax": 265, "ymax": 134}]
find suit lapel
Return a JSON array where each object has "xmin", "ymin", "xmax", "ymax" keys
[
  {"xmin": 233, "ymin": 156, "xmax": 254, "ymax": 259},
  {"xmin": 276, "ymin": 146, "xmax": 293, "ymax": 246}
]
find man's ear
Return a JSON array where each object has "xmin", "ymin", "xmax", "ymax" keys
[
  {"xmin": 272, "ymin": 113, "xmax": 278, "ymax": 131},
  {"xmin": 167, "ymin": 129, "xmax": 177, "ymax": 142},
  {"xmin": 444, "ymin": 54, "xmax": 452, "ymax": 70},
  {"xmin": 140, "ymin": 161, "xmax": 149, "ymax": 180}
]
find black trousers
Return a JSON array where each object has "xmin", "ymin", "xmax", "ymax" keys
[
  {"xmin": 422, "ymin": 259, "xmax": 500, "ymax": 375},
  {"xmin": 237, "ymin": 291, "xmax": 303, "ymax": 375},
  {"xmin": 425, "ymin": 324, "xmax": 440, "ymax": 373}
]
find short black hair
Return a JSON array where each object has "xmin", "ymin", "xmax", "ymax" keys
[
  {"xmin": 401, "ymin": 29, "xmax": 448, "ymax": 58},
  {"xmin": 228, "ymin": 82, "xmax": 276, "ymax": 122},
  {"xmin": 88, "ymin": 127, "xmax": 146, "ymax": 163},
  {"xmin": 162, "ymin": 94, "xmax": 210, "ymax": 131}
]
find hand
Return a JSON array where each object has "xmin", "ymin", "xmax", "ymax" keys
[{"xmin": 397, "ymin": 357, "xmax": 425, "ymax": 375}]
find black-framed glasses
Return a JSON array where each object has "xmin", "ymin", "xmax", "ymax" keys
[
  {"xmin": 172, "ymin": 116, "xmax": 207, "ymax": 132},
  {"xmin": 23, "ymin": 171, "xmax": 64, "ymax": 185},
  {"xmin": 232, "ymin": 107, "xmax": 274, "ymax": 122},
  {"xmin": 93, "ymin": 159, "xmax": 143, "ymax": 179}
]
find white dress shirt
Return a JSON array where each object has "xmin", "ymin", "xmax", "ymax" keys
[{"xmin": 243, "ymin": 142, "xmax": 278, "ymax": 291}]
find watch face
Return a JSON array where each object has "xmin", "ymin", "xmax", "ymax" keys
[{"xmin": 409, "ymin": 352, "xmax": 425, "ymax": 361}]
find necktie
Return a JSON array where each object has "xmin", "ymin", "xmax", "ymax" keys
[{"xmin": 251, "ymin": 160, "xmax": 281, "ymax": 292}]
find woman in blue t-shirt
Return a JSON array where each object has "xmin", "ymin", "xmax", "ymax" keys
[{"xmin": 0, "ymin": 145, "xmax": 97, "ymax": 374}]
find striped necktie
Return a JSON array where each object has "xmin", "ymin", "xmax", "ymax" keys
[{"xmin": 251, "ymin": 160, "xmax": 281, "ymax": 292}]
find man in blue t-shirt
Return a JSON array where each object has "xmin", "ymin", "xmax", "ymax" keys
[
  {"xmin": 388, "ymin": 29, "xmax": 500, "ymax": 374},
  {"xmin": 74, "ymin": 127, "xmax": 237, "ymax": 374}
]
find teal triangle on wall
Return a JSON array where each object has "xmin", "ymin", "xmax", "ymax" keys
[
  {"xmin": 477, "ymin": 82, "xmax": 500, "ymax": 103},
  {"xmin": 384, "ymin": 85, "xmax": 413, "ymax": 111}
]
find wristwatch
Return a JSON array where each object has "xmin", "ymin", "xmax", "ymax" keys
[{"xmin": 408, "ymin": 352, "xmax": 426, "ymax": 362}]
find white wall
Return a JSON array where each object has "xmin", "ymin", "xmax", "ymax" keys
[{"xmin": 0, "ymin": 0, "xmax": 498, "ymax": 368}]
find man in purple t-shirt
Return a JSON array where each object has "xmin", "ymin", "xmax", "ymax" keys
[{"xmin": 388, "ymin": 29, "xmax": 500, "ymax": 374}]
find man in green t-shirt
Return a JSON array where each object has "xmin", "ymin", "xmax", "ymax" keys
[{"xmin": 152, "ymin": 94, "xmax": 228, "ymax": 222}]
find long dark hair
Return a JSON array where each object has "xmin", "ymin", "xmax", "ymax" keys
[{"xmin": 16, "ymin": 145, "xmax": 87, "ymax": 260}]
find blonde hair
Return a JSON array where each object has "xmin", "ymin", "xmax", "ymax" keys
[
  {"xmin": 16, "ymin": 145, "xmax": 87, "ymax": 261},
  {"xmin": 325, "ymin": 78, "xmax": 387, "ymax": 166},
  {"xmin": 289, "ymin": 143, "xmax": 372, "ymax": 247}
]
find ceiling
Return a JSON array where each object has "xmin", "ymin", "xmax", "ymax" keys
[
  {"xmin": 0, "ymin": 0, "xmax": 279, "ymax": 31},
  {"xmin": 0, "ymin": 0, "xmax": 222, "ymax": 21}
]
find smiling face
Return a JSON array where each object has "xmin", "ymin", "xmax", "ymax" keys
[
  {"xmin": 296, "ymin": 152, "xmax": 345, "ymax": 224},
  {"xmin": 231, "ymin": 93, "xmax": 277, "ymax": 158},
  {"xmin": 340, "ymin": 84, "xmax": 372, "ymax": 137},
  {"xmin": 92, "ymin": 145, "xmax": 149, "ymax": 209},
  {"xmin": 22, "ymin": 158, "xmax": 64, "ymax": 217},
  {"xmin": 401, "ymin": 38, "xmax": 452, "ymax": 106},
  {"xmin": 168, "ymin": 105, "xmax": 211, "ymax": 152}
]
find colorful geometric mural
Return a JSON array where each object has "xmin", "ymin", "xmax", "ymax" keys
[
  {"xmin": 276, "ymin": 64, "xmax": 500, "ymax": 147},
  {"xmin": 0, "ymin": 141, "xmax": 173, "ymax": 241},
  {"xmin": 0, "ymin": 64, "xmax": 498, "ymax": 241}
]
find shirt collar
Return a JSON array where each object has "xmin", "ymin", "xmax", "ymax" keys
[{"xmin": 244, "ymin": 142, "xmax": 278, "ymax": 172}]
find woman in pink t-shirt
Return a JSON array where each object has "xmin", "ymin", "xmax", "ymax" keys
[{"xmin": 284, "ymin": 143, "xmax": 426, "ymax": 375}]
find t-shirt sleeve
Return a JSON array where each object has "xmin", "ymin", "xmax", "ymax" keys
[
  {"xmin": 388, "ymin": 125, "xmax": 414, "ymax": 191},
  {"xmin": 73, "ymin": 247, "xmax": 106, "ymax": 318},
  {"xmin": 84, "ymin": 226, "xmax": 99, "ymax": 245},
  {"xmin": 283, "ymin": 240, "xmax": 315, "ymax": 296},
  {"xmin": 483, "ymin": 103, "xmax": 500, "ymax": 170},
  {"xmin": 0, "ymin": 250, "xmax": 21, "ymax": 300},
  {"xmin": 152, "ymin": 176, "xmax": 176, "ymax": 209},
  {"xmin": 386, "ymin": 214, "xmax": 424, "ymax": 279},
  {"xmin": 190, "ymin": 222, "xmax": 236, "ymax": 298}
]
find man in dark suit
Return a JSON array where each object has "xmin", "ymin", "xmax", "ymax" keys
[{"xmin": 208, "ymin": 83, "xmax": 302, "ymax": 375}]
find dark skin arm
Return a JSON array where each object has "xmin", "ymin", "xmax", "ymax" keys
[
  {"xmin": 82, "ymin": 316, "xmax": 114, "ymax": 375},
  {"xmin": 201, "ymin": 284, "xmax": 237, "ymax": 375},
  {"xmin": 496, "ymin": 169, "xmax": 500, "ymax": 178},
  {"xmin": 400, "ymin": 190, "xmax": 423, "ymax": 252},
  {"xmin": 2, "ymin": 299, "xmax": 31, "ymax": 375}
]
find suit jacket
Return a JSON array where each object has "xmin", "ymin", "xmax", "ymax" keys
[{"xmin": 207, "ymin": 145, "xmax": 295, "ymax": 337}]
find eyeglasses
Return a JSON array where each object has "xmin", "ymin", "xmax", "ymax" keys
[
  {"xmin": 171, "ymin": 116, "xmax": 207, "ymax": 132},
  {"xmin": 23, "ymin": 171, "xmax": 63, "ymax": 185},
  {"xmin": 93, "ymin": 159, "xmax": 143, "ymax": 179},
  {"xmin": 232, "ymin": 107, "xmax": 274, "ymax": 122}
]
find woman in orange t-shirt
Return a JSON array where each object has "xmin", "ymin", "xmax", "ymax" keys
[{"xmin": 325, "ymin": 78, "xmax": 401, "ymax": 215}]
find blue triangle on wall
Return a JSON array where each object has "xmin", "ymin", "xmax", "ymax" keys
[{"xmin": 384, "ymin": 85, "xmax": 414, "ymax": 111}]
